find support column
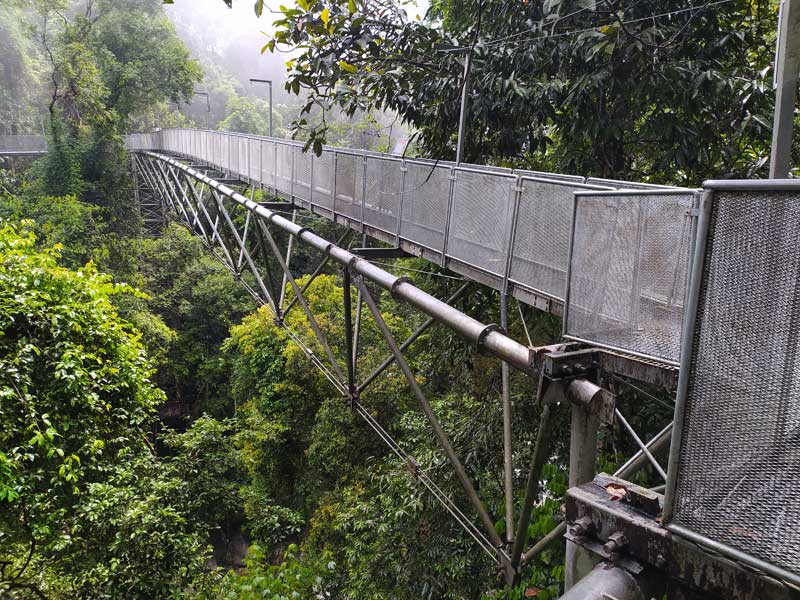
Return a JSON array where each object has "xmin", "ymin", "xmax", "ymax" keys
[
  {"xmin": 560, "ymin": 563, "xmax": 649, "ymax": 600},
  {"xmin": 565, "ymin": 381, "xmax": 604, "ymax": 591}
]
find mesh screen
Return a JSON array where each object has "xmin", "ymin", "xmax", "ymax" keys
[
  {"xmin": 238, "ymin": 137, "xmax": 249, "ymax": 178},
  {"xmin": 447, "ymin": 169, "xmax": 514, "ymax": 274},
  {"xmin": 360, "ymin": 156, "xmax": 402, "ymax": 234},
  {"xmin": 509, "ymin": 179, "xmax": 605, "ymax": 300},
  {"xmin": 248, "ymin": 138, "xmax": 261, "ymax": 182},
  {"xmin": 671, "ymin": 187, "xmax": 800, "ymax": 577},
  {"xmin": 261, "ymin": 141, "xmax": 276, "ymax": 190},
  {"xmin": 312, "ymin": 151, "xmax": 334, "ymax": 210},
  {"xmin": 400, "ymin": 161, "xmax": 451, "ymax": 253},
  {"xmin": 334, "ymin": 153, "xmax": 359, "ymax": 219},
  {"xmin": 276, "ymin": 144, "xmax": 293, "ymax": 196},
  {"xmin": 565, "ymin": 191, "xmax": 694, "ymax": 363},
  {"xmin": 294, "ymin": 149, "xmax": 312, "ymax": 203}
]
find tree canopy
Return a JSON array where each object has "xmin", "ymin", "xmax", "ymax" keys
[{"xmin": 266, "ymin": 0, "xmax": 779, "ymax": 183}]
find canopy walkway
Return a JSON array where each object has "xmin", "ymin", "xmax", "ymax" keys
[
  {"xmin": 3, "ymin": 129, "xmax": 797, "ymax": 598},
  {"xmin": 127, "ymin": 129, "xmax": 697, "ymax": 365}
]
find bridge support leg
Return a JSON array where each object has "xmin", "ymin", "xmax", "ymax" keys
[
  {"xmin": 559, "ymin": 563, "xmax": 651, "ymax": 600},
  {"xmin": 564, "ymin": 384, "xmax": 604, "ymax": 591}
]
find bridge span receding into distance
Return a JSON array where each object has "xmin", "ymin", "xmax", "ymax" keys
[{"xmin": 126, "ymin": 128, "xmax": 698, "ymax": 366}]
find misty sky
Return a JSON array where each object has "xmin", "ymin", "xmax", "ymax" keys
[{"xmin": 164, "ymin": 0, "xmax": 430, "ymax": 41}]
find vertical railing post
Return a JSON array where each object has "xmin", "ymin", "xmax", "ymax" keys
[
  {"xmin": 396, "ymin": 160, "xmax": 408, "ymax": 245},
  {"xmin": 441, "ymin": 166, "xmax": 457, "ymax": 267},
  {"xmin": 502, "ymin": 177, "xmax": 524, "ymax": 295},
  {"xmin": 360, "ymin": 151, "xmax": 368, "ymax": 234},
  {"xmin": 332, "ymin": 151, "xmax": 339, "ymax": 219},
  {"xmin": 500, "ymin": 292, "xmax": 514, "ymax": 546}
]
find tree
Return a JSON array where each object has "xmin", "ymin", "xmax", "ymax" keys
[
  {"xmin": 266, "ymin": 0, "xmax": 779, "ymax": 183},
  {"xmin": 218, "ymin": 95, "xmax": 281, "ymax": 136},
  {"xmin": 28, "ymin": 0, "xmax": 202, "ymax": 235},
  {"xmin": 0, "ymin": 222, "xmax": 208, "ymax": 598},
  {"xmin": 135, "ymin": 223, "xmax": 254, "ymax": 418}
]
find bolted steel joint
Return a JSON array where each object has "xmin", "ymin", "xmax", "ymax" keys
[
  {"xmin": 569, "ymin": 516, "xmax": 595, "ymax": 538},
  {"xmin": 603, "ymin": 531, "xmax": 628, "ymax": 555}
]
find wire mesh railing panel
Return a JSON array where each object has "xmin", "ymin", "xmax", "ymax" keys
[
  {"xmin": 312, "ymin": 150, "xmax": 335, "ymax": 211},
  {"xmin": 510, "ymin": 178, "xmax": 612, "ymax": 301},
  {"xmin": 248, "ymin": 137, "xmax": 261, "ymax": 182},
  {"xmin": 276, "ymin": 143, "xmax": 293, "ymax": 197},
  {"xmin": 400, "ymin": 161, "xmax": 451, "ymax": 254},
  {"xmin": 334, "ymin": 151, "xmax": 360, "ymax": 220},
  {"xmin": 360, "ymin": 155, "xmax": 402, "ymax": 235},
  {"xmin": 294, "ymin": 147, "xmax": 312, "ymax": 204},
  {"xmin": 565, "ymin": 190, "xmax": 695, "ymax": 363},
  {"xmin": 261, "ymin": 140, "xmax": 276, "ymax": 191},
  {"xmin": 669, "ymin": 184, "xmax": 800, "ymax": 581},
  {"xmin": 447, "ymin": 168, "xmax": 515, "ymax": 276}
]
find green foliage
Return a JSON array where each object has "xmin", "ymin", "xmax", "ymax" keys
[
  {"xmin": 0, "ymin": 222, "xmax": 209, "ymax": 598},
  {"xmin": 56, "ymin": 451, "xmax": 210, "ymax": 599},
  {"xmin": 91, "ymin": 0, "xmax": 203, "ymax": 123},
  {"xmin": 206, "ymin": 544, "xmax": 338, "ymax": 600},
  {"xmin": 219, "ymin": 95, "xmax": 282, "ymax": 136},
  {"xmin": 136, "ymin": 224, "xmax": 254, "ymax": 417},
  {"xmin": 162, "ymin": 415, "xmax": 246, "ymax": 533}
]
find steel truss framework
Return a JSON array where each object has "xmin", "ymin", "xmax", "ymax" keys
[{"xmin": 133, "ymin": 151, "xmax": 674, "ymax": 586}]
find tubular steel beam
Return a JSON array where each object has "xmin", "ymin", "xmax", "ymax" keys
[
  {"xmin": 342, "ymin": 267, "xmax": 356, "ymax": 401},
  {"xmin": 510, "ymin": 403, "xmax": 553, "ymax": 569},
  {"xmin": 357, "ymin": 282, "xmax": 472, "ymax": 394},
  {"xmin": 614, "ymin": 409, "xmax": 667, "ymax": 482},
  {"xmin": 500, "ymin": 292, "xmax": 514, "ymax": 545},
  {"xmin": 353, "ymin": 274, "xmax": 509, "ymax": 562},
  {"xmin": 558, "ymin": 563, "xmax": 649, "ymax": 600},
  {"xmin": 257, "ymin": 218, "xmax": 347, "ymax": 385},
  {"xmin": 282, "ymin": 229, "xmax": 353, "ymax": 319},
  {"xmin": 141, "ymin": 151, "xmax": 535, "ymax": 375}
]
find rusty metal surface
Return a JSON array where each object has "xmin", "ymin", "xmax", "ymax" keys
[{"xmin": 565, "ymin": 475, "xmax": 797, "ymax": 600}]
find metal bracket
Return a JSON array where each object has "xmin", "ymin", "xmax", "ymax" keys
[
  {"xmin": 259, "ymin": 201, "xmax": 297, "ymax": 211},
  {"xmin": 565, "ymin": 474, "xmax": 797, "ymax": 600},
  {"xmin": 541, "ymin": 348, "xmax": 600, "ymax": 380},
  {"xmin": 352, "ymin": 247, "xmax": 411, "ymax": 259}
]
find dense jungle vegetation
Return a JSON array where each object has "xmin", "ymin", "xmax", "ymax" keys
[{"xmin": 0, "ymin": 0, "xmax": 789, "ymax": 598}]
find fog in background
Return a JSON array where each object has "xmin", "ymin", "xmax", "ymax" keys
[{"xmin": 165, "ymin": 0, "xmax": 288, "ymax": 94}]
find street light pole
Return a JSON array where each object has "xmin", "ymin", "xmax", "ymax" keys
[
  {"xmin": 770, "ymin": 0, "xmax": 800, "ymax": 178},
  {"xmin": 249, "ymin": 78, "xmax": 273, "ymax": 137},
  {"xmin": 434, "ymin": 44, "xmax": 472, "ymax": 165}
]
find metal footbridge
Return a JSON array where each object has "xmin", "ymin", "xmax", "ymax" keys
[
  {"xmin": 0, "ymin": 134, "xmax": 48, "ymax": 157},
  {"xmin": 2, "ymin": 129, "xmax": 797, "ymax": 599},
  {"xmin": 127, "ymin": 129, "xmax": 697, "ymax": 365}
]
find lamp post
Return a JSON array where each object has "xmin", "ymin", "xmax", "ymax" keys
[
  {"xmin": 249, "ymin": 78, "xmax": 273, "ymax": 137},
  {"xmin": 194, "ymin": 91, "xmax": 210, "ymax": 129},
  {"xmin": 434, "ymin": 43, "xmax": 472, "ymax": 165},
  {"xmin": 770, "ymin": 0, "xmax": 800, "ymax": 178}
]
